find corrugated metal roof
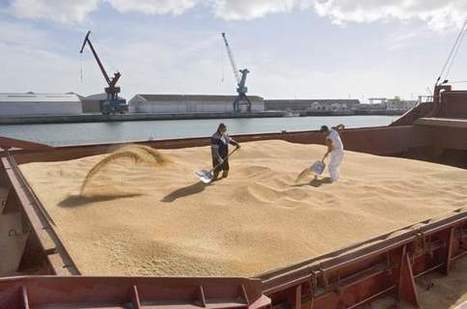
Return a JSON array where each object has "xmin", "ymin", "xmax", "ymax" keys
[
  {"xmin": 0, "ymin": 93, "xmax": 81, "ymax": 103},
  {"xmin": 83, "ymin": 93, "xmax": 107, "ymax": 101},
  {"xmin": 135, "ymin": 94, "xmax": 264, "ymax": 102},
  {"xmin": 82, "ymin": 93, "xmax": 124, "ymax": 101}
]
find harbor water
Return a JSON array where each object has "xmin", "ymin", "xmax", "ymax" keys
[{"xmin": 0, "ymin": 115, "xmax": 397, "ymax": 147}]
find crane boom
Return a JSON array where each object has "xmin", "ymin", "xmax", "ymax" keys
[
  {"xmin": 80, "ymin": 31, "xmax": 115, "ymax": 86},
  {"xmin": 221, "ymin": 32, "xmax": 241, "ymax": 85}
]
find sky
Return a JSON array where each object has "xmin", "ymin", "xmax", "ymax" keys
[{"xmin": 1, "ymin": 0, "xmax": 467, "ymax": 101}]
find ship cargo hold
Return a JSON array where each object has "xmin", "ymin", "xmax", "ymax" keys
[{"xmin": 0, "ymin": 84, "xmax": 466, "ymax": 308}]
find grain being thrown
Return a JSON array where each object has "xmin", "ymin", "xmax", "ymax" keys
[
  {"xmin": 18, "ymin": 140, "xmax": 467, "ymax": 277},
  {"xmin": 80, "ymin": 144, "xmax": 170, "ymax": 196}
]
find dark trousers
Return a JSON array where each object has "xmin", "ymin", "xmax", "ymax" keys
[{"xmin": 212, "ymin": 156, "xmax": 229, "ymax": 178}]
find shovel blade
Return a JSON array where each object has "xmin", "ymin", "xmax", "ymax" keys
[
  {"xmin": 196, "ymin": 170, "xmax": 214, "ymax": 184},
  {"xmin": 311, "ymin": 161, "xmax": 326, "ymax": 175}
]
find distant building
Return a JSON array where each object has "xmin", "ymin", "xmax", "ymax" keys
[
  {"xmin": 264, "ymin": 97, "xmax": 416, "ymax": 114},
  {"xmin": 354, "ymin": 103, "xmax": 387, "ymax": 113},
  {"xmin": 129, "ymin": 94, "xmax": 265, "ymax": 113},
  {"xmin": 0, "ymin": 92, "xmax": 82, "ymax": 116},
  {"xmin": 80, "ymin": 93, "xmax": 127, "ymax": 113},
  {"xmin": 360, "ymin": 98, "xmax": 418, "ymax": 113},
  {"xmin": 385, "ymin": 99, "xmax": 417, "ymax": 112},
  {"xmin": 264, "ymin": 99, "xmax": 360, "ymax": 112},
  {"xmin": 418, "ymin": 95, "xmax": 433, "ymax": 103}
]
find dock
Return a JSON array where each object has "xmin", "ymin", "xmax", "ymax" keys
[{"xmin": 0, "ymin": 111, "xmax": 286, "ymax": 125}]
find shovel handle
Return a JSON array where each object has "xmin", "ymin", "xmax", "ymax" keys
[{"xmin": 210, "ymin": 147, "xmax": 240, "ymax": 173}]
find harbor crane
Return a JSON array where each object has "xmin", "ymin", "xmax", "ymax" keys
[
  {"xmin": 221, "ymin": 32, "xmax": 252, "ymax": 113},
  {"xmin": 80, "ymin": 31, "xmax": 128, "ymax": 115}
]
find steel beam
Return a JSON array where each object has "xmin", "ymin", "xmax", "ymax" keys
[
  {"xmin": 398, "ymin": 247, "xmax": 419, "ymax": 307},
  {"xmin": 1, "ymin": 155, "xmax": 79, "ymax": 275},
  {"xmin": 0, "ymin": 276, "xmax": 271, "ymax": 309},
  {"xmin": 0, "ymin": 137, "xmax": 50, "ymax": 152},
  {"xmin": 442, "ymin": 227, "xmax": 455, "ymax": 275}
]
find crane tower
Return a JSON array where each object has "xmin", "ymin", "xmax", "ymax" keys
[
  {"xmin": 221, "ymin": 33, "xmax": 252, "ymax": 113},
  {"xmin": 80, "ymin": 31, "xmax": 128, "ymax": 115}
]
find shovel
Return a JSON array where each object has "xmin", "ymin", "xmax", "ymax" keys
[
  {"xmin": 296, "ymin": 160, "xmax": 326, "ymax": 183},
  {"xmin": 195, "ymin": 147, "xmax": 240, "ymax": 184}
]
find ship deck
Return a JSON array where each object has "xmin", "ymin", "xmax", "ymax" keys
[{"xmin": 415, "ymin": 117, "xmax": 467, "ymax": 128}]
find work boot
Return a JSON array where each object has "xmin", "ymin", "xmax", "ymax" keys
[{"xmin": 222, "ymin": 171, "xmax": 229, "ymax": 178}]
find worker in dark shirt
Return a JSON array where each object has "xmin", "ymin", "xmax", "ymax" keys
[{"xmin": 211, "ymin": 123, "xmax": 240, "ymax": 180}]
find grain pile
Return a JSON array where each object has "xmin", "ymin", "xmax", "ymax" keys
[{"xmin": 19, "ymin": 140, "xmax": 467, "ymax": 277}]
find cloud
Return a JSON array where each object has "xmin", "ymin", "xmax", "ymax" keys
[
  {"xmin": 5, "ymin": 0, "xmax": 309, "ymax": 23},
  {"xmin": 6, "ymin": 0, "xmax": 467, "ymax": 30},
  {"xmin": 211, "ymin": 0, "xmax": 309, "ymax": 20},
  {"xmin": 313, "ymin": 0, "xmax": 467, "ymax": 31},
  {"xmin": 105, "ymin": 0, "xmax": 198, "ymax": 15},
  {"xmin": 0, "ymin": 20, "xmax": 93, "ymax": 94},
  {"xmin": 6, "ymin": 0, "xmax": 199, "ymax": 23},
  {"xmin": 0, "ymin": 19, "xmax": 51, "ymax": 48},
  {"xmin": 9, "ymin": 0, "xmax": 100, "ymax": 24}
]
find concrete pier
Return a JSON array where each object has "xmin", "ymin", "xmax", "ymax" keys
[
  {"xmin": 0, "ymin": 111, "xmax": 286, "ymax": 125},
  {"xmin": 0, "ymin": 110, "xmax": 403, "ymax": 125}
]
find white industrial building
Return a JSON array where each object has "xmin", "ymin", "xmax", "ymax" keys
[
  {"xmin": 265, "ymin": 99, "xmax": 360, "ymax": 112},
  {"xmin": 366, "ymin": 98, "xmax": 418, "ymax": 113},
  {"xmin": 0, "ymin": 93, "xmax": 82, "ymax": 116},
  {"xmin": 129, "ymin": 94, "xmax": 265, "ymax": 113},
  {"xmin": 385, "ymin": 99, "xmax": 418, "ymax": 112},
  {"xmin": 80, "ymin": 93, "xmax": 127, "ymax": 113}
]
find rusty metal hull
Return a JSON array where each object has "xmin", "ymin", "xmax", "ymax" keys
[
  {"xmin": 0, "ymin": 125, "xmax": 438, "ymax": 163},
  {"xmin": 0, "ymin": 276, "xmax": 271, "ymax": 309},
  {"xmin": 7, "ymin": 121, "xmax": 466, "ymax": 169},
  {"xmin": 260, "ymin": 209, "xmax": 467, "ymax": 308}
]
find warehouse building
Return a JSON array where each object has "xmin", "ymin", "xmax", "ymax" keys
[
  {"xmin": 385, "ymin": 99, "xmax": 418, "ymax": 112},
  {"xmin": 80, "ymin": 93, "xmax": 127, "ymax": 113},
  {"xmin": 355, "ymin": 103, "xmax": 387, "ymax": 113},
  {"xmin": 0, "ymin": 93, "xmax": 82, "ymax": 116},
  {"xmin": 265, "ymin": 99, "xmax": 360, "ymax": 112},
  {"xmin": 365, "ymin": 98, "xmax": 418, "ymax": 113},
  {"xmin": 80, "ymin": 93, "xmax": 106, "ymax": 113},
  {"xmin": 129, "ymin": 94, "xmax": 265, "ymax": 113}
]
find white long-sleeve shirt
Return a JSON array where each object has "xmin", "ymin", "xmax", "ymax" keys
[{"xmin": 327, "ymin": 129, "xmax": 344, "ymax": 152}]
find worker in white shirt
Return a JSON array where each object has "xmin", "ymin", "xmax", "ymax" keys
[{"xmin": 320, "ymin": 124, "xmax": 345, "ymax": 182}]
